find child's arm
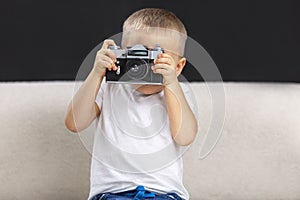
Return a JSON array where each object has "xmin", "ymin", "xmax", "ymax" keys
[
  {"xmin": 152, "ymin": 53, "xmax": 198, "ymax": 146},
  {"xmin": 64, "ymin": 39, "xmax": 117, "ymax": 133}
]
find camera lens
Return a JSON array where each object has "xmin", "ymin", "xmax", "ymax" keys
[{"xmin": 126, "ymin": 59, "xmax": 149, "ymax": 80}]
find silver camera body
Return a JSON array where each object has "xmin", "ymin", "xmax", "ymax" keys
[{"xmin": 105, "ymin": 44, "xmax": 164, "ymax": 85}]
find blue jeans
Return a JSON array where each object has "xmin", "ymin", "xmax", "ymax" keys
[{"xmin": 91, "ymin": 185, "xmax": 182, "ymax": 200}]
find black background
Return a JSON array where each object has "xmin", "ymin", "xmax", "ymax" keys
[{"xmin": 1, "ymin": 0, "xmax": 299, "ymax": 82}]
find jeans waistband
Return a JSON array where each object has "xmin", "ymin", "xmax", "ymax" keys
[{"xmin": 91, "ymin": 185, "xmax": 182, "ymax": 200}]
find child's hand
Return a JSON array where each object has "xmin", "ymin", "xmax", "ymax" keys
[
  {"xmin": 152, "ymin": 53, "xmax": 178, "ymax": 86},
  {"xmin": 93, "ymin": 39, "xmax": 117, "ymax": 76}
]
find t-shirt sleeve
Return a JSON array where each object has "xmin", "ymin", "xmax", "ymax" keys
[
  {"xmin": 180, "ymin": 82, "xmax": 199, "ymax": 119},
  {"xmin": 95, "ymin": 77, "xmax": 107, "ymax": 110}
]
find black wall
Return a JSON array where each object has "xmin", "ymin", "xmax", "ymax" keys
[{"xmin": 1, "ymin": 0, "xmax": 299, "ymax": 82}]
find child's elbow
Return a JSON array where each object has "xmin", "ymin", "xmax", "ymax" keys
[
  {"xmin": 64, "ymin": 113, "xmax": 78, "ymax": 133},
  {"xmin": 174, "ymin": 135, "xmax": 196, "ymax": 146},
  {"xmin": 174, "ymin": 125, "xmax": 198, "ymax": 146}
]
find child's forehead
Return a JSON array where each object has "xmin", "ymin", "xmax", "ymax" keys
[{"xmin": 122, "ymin": 30, "xmax": 185, "ymax": 56}]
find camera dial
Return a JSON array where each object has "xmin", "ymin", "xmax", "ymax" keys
[
  {"xmin": 152, "ymin": 44, "xmax": 162, "ymax": 51},
  {"xmin": 108, "ymin": 45, "xmax": 120, "ymax": 50}
]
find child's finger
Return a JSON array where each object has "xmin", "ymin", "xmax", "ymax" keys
[
  {"xmin": 100, "ymin": 54, "xmax": 115, "ymax": 66},
  {"xmin": 152, "ymin": 64, "xmax": 169, "ymax": 70},
  {"xmin": 152, "ymin": 67, "xmax": 167, "ymax": 75},
  {"xmin": 154, "ymin": 57, "xmax": 172, "ymax": 65},
  {"xmin": 101, "ymin": 39, "xmax": 116, "ymax": 49},
  {"xmin": 102, "ymin": 61, "xmax": 113, "ymax": 70},
  {"xmin": 100, "ymin": 49, "xmax": 117, "ymax": 62},
  {"xmin": 159, "ymin": 53, "xmax": 172, "ymax": 58}
]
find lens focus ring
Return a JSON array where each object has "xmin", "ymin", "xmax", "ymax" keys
[{"xmin": 126, "ymin": 59, "xmax": 149, "ymax": 80}]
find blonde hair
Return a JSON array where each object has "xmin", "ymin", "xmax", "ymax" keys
[
  {"xmin": 122, "ymin": 8, "xmax": 187, "ymax": 56},
  {"xmin": 123, "ymin": 8, "xmax": 187, "ymax": 36}
]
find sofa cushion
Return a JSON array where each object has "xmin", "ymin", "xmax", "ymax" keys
[{"xmin": 0, "ymin": 81, "xmax": 299, "ymax": 200}]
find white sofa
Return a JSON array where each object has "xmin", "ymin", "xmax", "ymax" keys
[{"xmin": 0, "ymin": 81, "xmax": 299, "ymax": 200}]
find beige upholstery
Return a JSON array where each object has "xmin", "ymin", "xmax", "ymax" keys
[{"xmin": 0, "ymin": 81, "xmax": 299, "ymax": 200}]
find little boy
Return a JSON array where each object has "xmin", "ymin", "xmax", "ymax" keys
[{"xmin": 65, "ymin": 8, "xmax": 198, "ymax": 200}]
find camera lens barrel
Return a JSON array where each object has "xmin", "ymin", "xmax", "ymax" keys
[{"xmin": 126, "ymin": 59, "xmax": 149, "ymax": 80}]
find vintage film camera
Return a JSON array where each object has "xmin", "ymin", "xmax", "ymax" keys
[{"xmin": 105, "ymin": 44, "xmax": 164, "ymax": 85}]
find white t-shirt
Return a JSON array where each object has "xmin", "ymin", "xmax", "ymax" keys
[{"xmin": 87, "ymin": 78, "xmax": 197, "ymax": 200}]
